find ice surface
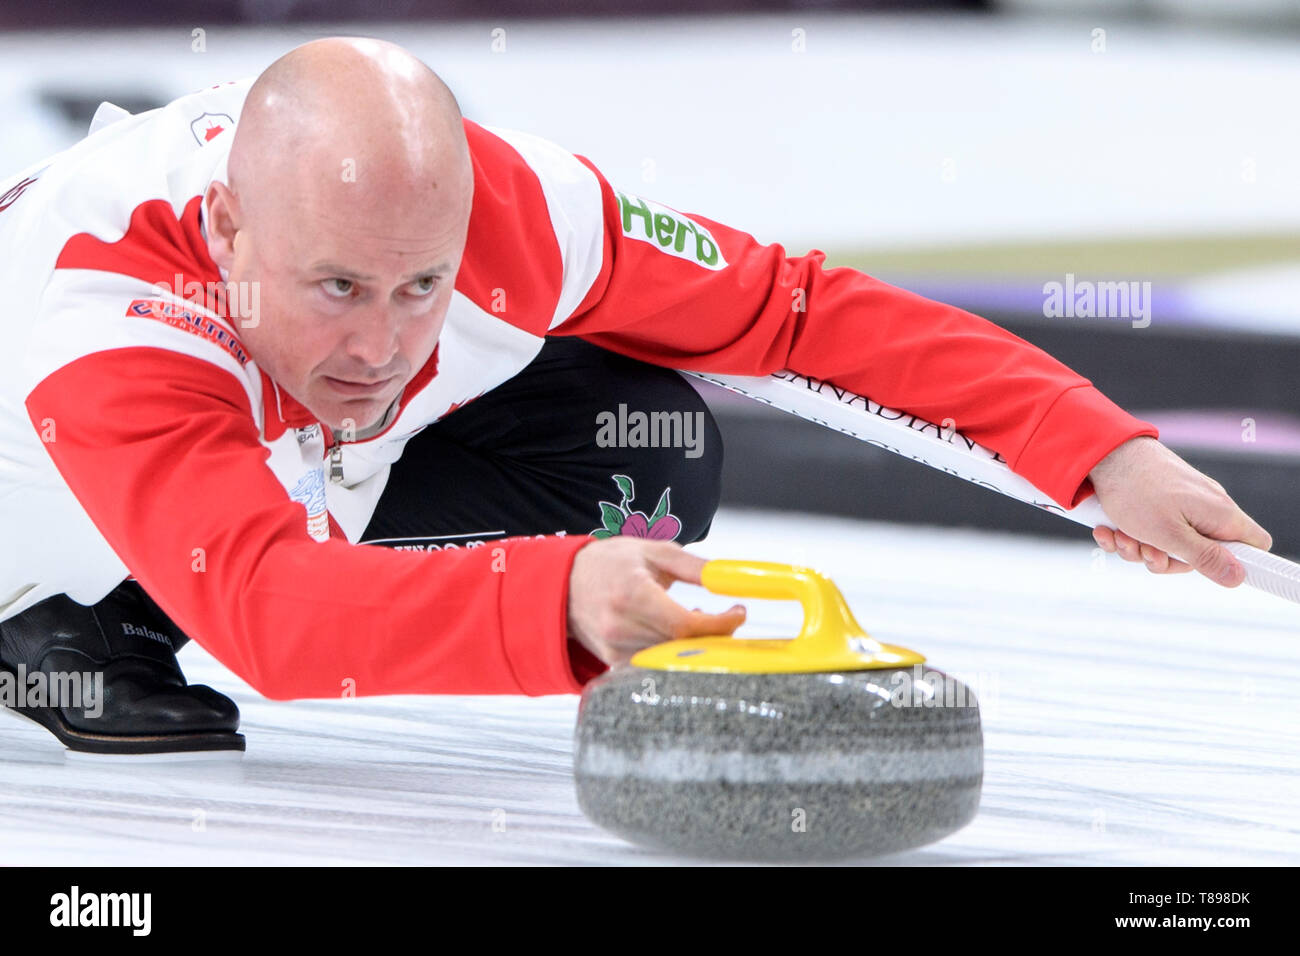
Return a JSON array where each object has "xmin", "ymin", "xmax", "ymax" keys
[
  {"xmin": 5, "ymin": 16, "xmax": 1300, "ymax": 248},
  {"xmin": 2, "ymin": 507, "xmax": 1296, "ymax": 865},
  {"xmin": 2, "ymin": 13, "xmax": 1298, "ymax": 865}
]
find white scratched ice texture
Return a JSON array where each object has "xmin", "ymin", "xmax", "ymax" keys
[{"xmin": 1, "ymin": 506, "xmax": 1296, "ymax": 866}]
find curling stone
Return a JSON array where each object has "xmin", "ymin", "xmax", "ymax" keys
[{"xmin": 573, "ymin": 560, "xmax": 982, "ymax": 861}]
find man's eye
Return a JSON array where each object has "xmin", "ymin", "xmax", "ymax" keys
[
  {"xmin": 409, "ymin": 276, "xmax": 438, "ymax": 297},
  {"xmin": 322, "ymin": 278, "xmax": 354, "ymax": 298}
]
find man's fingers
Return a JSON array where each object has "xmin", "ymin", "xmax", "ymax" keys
[
  {"xmin": 1118, "ymin": 525, "xmax": 1240, "ymax": 582},
  {"xmin": 1181, "ymin": 536, "xmax": 1246, "ymax": 587},
  {"xmin": 1098, "ymin": 525, "xmax": 1232, "ymax": 580},
  {"xmin": 1095, "ymin": 526, "xmax": 1191, "ymax": 574},
  {"xmin": 1228, "ymin": 510, "xmax": 1273, "ymax": 553},
  {"xmin": 1183, "ymin": 497, "xmax": 1274, "ymax": 556},
  {"xmin": 674, "ymin": 603, "xmax": 746, "ymax": 640},
  {"xmin": 1176, "ymin": 499, "xmax": 1274, "ymax": 587},
  {"xmin": 1113, "ymin": 529, "xmax": 1143, "ymax": 562},
  {"xmin": 644, "ymin": 579, "xmax": 745, "ymax": 642},
  {"xmin": 1138, "ymin": 542, "xmax": 1192, "ymax": 574},
  {"xmin": 644, "ymin": 542, "xmax": 709, "ymax": 587},
  {"xmin": 629, "ymin": 575, "xmax": 744, "ymax": 643},
  {"xmin": 1139, "ymin": 542, "xmax": 1165, "ymax": 570}
]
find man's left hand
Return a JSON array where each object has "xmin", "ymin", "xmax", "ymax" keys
[{"xmin": 1088, "ymin": 435, "xmax": 1272, "ymax": 587}]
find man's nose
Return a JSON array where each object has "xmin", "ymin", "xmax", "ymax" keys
[{"xmin": 343, "ymin": 307, "xmax": 402, "ymax": 370}]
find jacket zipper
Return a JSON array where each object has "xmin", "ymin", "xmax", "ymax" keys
[
  {"xmin": 322, "ymin": 394, "xmax": 401, "ymax": 485},
  {"xmin": 327, "ymin": 441, "xmax": 344, "ymax": 483}
]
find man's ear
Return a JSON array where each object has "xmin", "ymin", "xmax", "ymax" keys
[{"xmin": 205, "ymin": 181, "xmax": 241, "ymax": 274}]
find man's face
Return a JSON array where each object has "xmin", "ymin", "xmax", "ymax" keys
[{"xmin": 218, "ymin": 184, "xmax": 469, "ymax": 433}]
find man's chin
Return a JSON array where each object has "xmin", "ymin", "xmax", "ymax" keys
[
  {"xmin": 314, "ymin": 397, "xmax": 391, "ymax": 437},
  {"xmin": 302, "ymin": 377, "xmax": 404, "ymax": 436},
  {"xmin": 333, "ymin": 410, "xmax": 386, "ymax": 436}
]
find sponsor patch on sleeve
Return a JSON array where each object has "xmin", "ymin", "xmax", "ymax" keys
[
  {"xmin": 126, "ymin": 298, "xmax": 249, "ymax": 366},
  {"xmin": 614, "ymin": 190, "xmax": 727, "ymax": 270}
]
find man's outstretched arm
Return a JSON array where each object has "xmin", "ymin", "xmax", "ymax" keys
[
  {"xmin": 27, "ymin": 346, "xmax": 597, "ymax": 699},
  {"xmin": 543, "ymin": 154, "xmax": 1272, "ymax": 585}
]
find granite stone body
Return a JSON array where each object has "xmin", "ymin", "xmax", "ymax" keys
[{"xmin": 574, "ymin": 666, "xmax": 982, "ymax": 861}]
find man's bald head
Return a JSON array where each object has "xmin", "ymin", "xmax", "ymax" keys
[
  {"xmin": 205, "ymin": 38, "xmax": 475, "ymax": 432},
  {"xmin": 228, "ymin": 37, "xmax": 471, "ymax": 228}
]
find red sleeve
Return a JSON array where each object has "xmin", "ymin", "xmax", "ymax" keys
[
  {"xmin": 26, "ymin": 348, "xmax": 601, "ymax": 700},
  {"xmin": 558, "ymin": 162, "xmax": 1158, "ymax": 510}
]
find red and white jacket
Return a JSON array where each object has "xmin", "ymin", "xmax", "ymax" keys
[{"xmin": 0, "ymin": 79, "xmax": 1158, "ymax": 700}]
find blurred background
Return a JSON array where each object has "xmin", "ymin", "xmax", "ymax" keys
[{"xmin": 3, "ymin": 0, "xmax": 1296, "ymax": 554}]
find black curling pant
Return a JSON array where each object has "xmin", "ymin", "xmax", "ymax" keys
[{"xmin": 361, "ymin": 337, "xmax": 724, "ymax": 552}]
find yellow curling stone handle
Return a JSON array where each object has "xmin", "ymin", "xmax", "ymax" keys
[{"xmin": 630, "ymin": 559, "xmax": 925, "ymax": 674}]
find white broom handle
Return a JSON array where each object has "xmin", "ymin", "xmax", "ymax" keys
[{"xmin": 684, "ymin": 369, "xmax": 1299, "ymax": 606}]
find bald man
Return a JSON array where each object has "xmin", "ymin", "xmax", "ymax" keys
[{"xmin": 0, "ymin": 39, "xmax": 1271, "ymax": 754}]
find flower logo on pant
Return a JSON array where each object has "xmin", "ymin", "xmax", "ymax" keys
[{"xmin": 590, "ymin": 474, "xmax": 681, "ymax": 541}]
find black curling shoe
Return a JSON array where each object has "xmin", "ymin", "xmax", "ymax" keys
[{"xmin": 0, "ymin": 580, "xmax": 244, "ymax": 755}]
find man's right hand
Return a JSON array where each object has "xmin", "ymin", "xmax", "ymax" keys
[{"xmin": 567, "ymin": 538, "xmax": 746, "ymax": 668}]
